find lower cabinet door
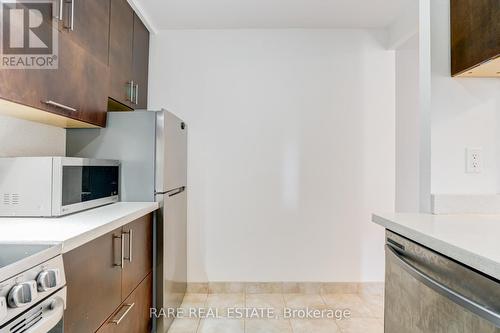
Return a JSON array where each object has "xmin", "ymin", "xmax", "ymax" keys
[
  {"xmin": 97, "ymin": 273, "xmax": 153, "ymax": 333},
  {"xmin": 63, "ymin": 228, "xmax": 123, "ymax": 333},
  {"xmin": 122, "ymin": 213, "xmax": 153, "ymax": 298}
]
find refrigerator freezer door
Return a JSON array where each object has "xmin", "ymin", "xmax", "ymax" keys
[
  {"xmin": 156, "ymin": 111, "xmax": 187, "ymax": 193},
  {"xmin": 156, "ymin": 188, "xmax": 187, "ymax": 332}
]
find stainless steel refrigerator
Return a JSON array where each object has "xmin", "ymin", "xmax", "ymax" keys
[{"xmin": 66, "ymin": 110, "xmax": 187, "ymax": 332}]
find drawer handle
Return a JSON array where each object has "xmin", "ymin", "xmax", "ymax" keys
[
  {"xmin": 113, "ymin": 235, "xmax": 124, "ymax": 268},
  {"xmin": 110, "ymin": 303, "xmax": 135, "ymax": 325},
  {"xmin": 123, "ymin": 229, "xmax": 133, "ymax": 263},
  {"xmin": 43, "ymin": 100, "xmax": 77, "ymax": 112}
]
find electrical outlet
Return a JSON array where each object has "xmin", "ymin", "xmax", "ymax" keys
[{"xmin": 466, "ymin": 148, "xmax": 482, "ymax": 173}]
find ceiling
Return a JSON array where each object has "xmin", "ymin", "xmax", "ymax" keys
[{"xmin": 133, "ymin": 0, "xmax": 410, "ymax": 31}]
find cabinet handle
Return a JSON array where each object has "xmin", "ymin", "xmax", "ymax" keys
[
  {"xmin": 63, "ymin": 0, "xmax": 74, "ymax": 30},
  {"xmin": 113, "ymin": 234, "xmax": 124, "ymax": 268},
  {"xmin": 134, "ymin": 83, "xmax": 139, "ymax": 105},
  {"xmin": 123, "ymin": 229, "xmax": 133, "ymax": 263},
  {"xmin": 128, "ymin": 81, "xmax": 134, "ymax": 102},
  {"xmin": 58, "ymin": 0, "xmax": 63, "ymax": 20},
  {"xmin": 43, "ymin": 100, "xmax": 77, "ymax": 112},
  {"xmin": 110, "ymin": 303, "xmax": 135, "ymax": 325}
]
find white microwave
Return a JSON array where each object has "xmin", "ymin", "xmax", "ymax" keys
[{"xmin": 0, "ymin": 157, "xmax": 119, "ymax": 217}]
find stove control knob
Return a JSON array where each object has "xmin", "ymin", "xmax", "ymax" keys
[
  {"xmin": 7, "ymin": 281, "xmax": 38, "ymax": 308},
  {"xmin": 0, "ymin": 297, "xmax": 7, "ymax": 321},
  {"xmin": 37, "ymin": 269, "xmax": 60, "ymax": 292}
]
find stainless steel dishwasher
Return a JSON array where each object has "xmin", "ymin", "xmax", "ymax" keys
[{"xmin": 385, "ymin": 230, "xmax": 500, "ymax": 333}]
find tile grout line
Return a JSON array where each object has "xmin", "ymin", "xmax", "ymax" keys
[
  {"xmin": 281, "ymin": 292, "xmax": 295, "ymax": 333},
  {"xmin": 243, "ymin": 290, "xmax": 246, "ymax": 333},
  {"xmin": 319, "ymin": 292, "xmax": 343, "ymax": 333},
  {"xmin": 194, "ymin": 293, "xmax": 207, "ymax": 333}
]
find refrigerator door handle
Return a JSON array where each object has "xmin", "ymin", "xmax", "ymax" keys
[{"xmin": 155, "ymin": 186, "xmax": 185, "ymax": 197}]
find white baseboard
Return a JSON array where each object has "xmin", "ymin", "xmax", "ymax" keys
[{"xmin": 186, "ymin": 282, "xmax": 384, "ymax": 295}]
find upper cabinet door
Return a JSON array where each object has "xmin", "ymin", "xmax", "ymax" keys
[
  {"xmin": 109, "ymin": 0, "xmax": 134, "ymax": 109},
  {"xmin": 60, "ymin": 0, "xmax": 110, "ymax": 65},
  {"xmin": 451, "ymin": 0, "xmax": 500, "ymax": 77},
  {"xmin": 48, "ymin": 0, "xmax": 111, "ymax": 126},
  {"xmin": 46, "ymin": 35, "xmax": 110, "ymax": 126},
  {"xmin": 0, "ymin": 4, "xmax": 109, "ymax": 128},
  {"xmin": 132, "ymin": 13, "xmax": 150, "ymax": 109}
]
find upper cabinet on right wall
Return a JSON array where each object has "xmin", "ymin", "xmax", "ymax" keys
[
  {"xmin": 108, "ymin": 0, "xmax": 150, "ymax": 110},
  {"xmin": 451, "ymin": 0, "xmax": 500, "ymax": 77},
  {"xmin": 132, "ymin": 13, "xmax": 150, "ymax": 109}
]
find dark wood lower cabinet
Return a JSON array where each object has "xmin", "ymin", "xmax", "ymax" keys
[
  {"xmin": 63, "ymin": 228, "xmax": 123, "ymax": 333},
  {"xmin": 63, "ymin": 213, "xmax": 154, "ymax": 333},
  {"xmin": 122, "ymin": 214, "xmax": 153, "ymax": 298},
  {"xmin": 96, "ymin": 274, "xmax": 153, "ymax": 333}
]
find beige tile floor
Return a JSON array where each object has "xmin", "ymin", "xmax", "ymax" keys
[{"xmin": 168, "ymin": 290, "xmax": 384, "ymax": 333}]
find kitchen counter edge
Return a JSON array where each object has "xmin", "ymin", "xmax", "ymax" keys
[
  {"xmin": 0, "ymin": 202, "xmax": 159, "ymax": 254},
  {"xmin": 372, "ymin": 213, "xmax": 500, "ymax": 281}
]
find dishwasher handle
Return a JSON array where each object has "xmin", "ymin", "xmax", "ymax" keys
[{"xmin": 386, "ymin": 244, "xmax": 500, "ymax": 327}]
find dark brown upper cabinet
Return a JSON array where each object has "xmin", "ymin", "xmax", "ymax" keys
[
  {"xmin": 60, "ymin": 0, "xmax": 111, "ymax": 65},
  {"xmin": 108, "ymin": 0, "xmax": 134, "ymax": 110},
  {"xmin": 0, "ymin": 0, "xmax": 149, "ymax": 126},
  {"xmin": 132, "ymin": 13, "xmax": 150, "ymax": 109},
  {"xmin": 46, "ymin": 34, "xmax": 110, "ymax": 127},
  {"xmin": 451, "ymin": 0, "xmax": 500, "ymax": 77},
  {"xmin": 0, "ymin": 0, "xmax": 110, "ymax": 127},
  {"xmin": 108, "ymin": 0, "xmax": 150, "ymax": 110}
]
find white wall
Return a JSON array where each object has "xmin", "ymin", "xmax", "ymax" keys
[
  {"xmin": 395, "ymin": 35, "xmax": 420, "ymax": 212},
  {"xmin": 418, "ymin": 0, "xmax": 432, "ymax": 212},
  {"xmin": 387, "ymin": 0, "xmax": 418, "ymax": 49},
  {"xmin": 0, "ymin": 116, "xmax": 65, "ymax": 157},
  {"xmin": 393, "ymin": 0, "xmax": 432, "ymax": 213},
  {"xmin": 149, "ymin": 29, "xmax": 395, "ymax": 282},
  {"xmin": 430, "ymin": 0, "xmax": 500, "ymax": 194}
]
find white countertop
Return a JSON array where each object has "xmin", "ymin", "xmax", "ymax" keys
[
  {"xmin": 372, "ymin": 213, "xmax": 500, "ymax": 280},
  {"xmin": 0, "ymin": 202, "xmax": 158, "ymax": 253}
]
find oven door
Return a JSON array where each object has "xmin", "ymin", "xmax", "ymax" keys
[
  {"xmin": 52, "ymin": 157, "xmax": 119, "ymax": 216},
  {"xmin": 0, "ymin": 287, "xmax": 66, "ymax": 333},
  {"xmin": 384, "ymin": 231, "xmax": 500, "ymax": 333}
]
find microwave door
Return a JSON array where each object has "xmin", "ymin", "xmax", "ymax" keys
[{"xmin": 57, "ymin": 161, "xmax": 119, "ymax": 216}]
